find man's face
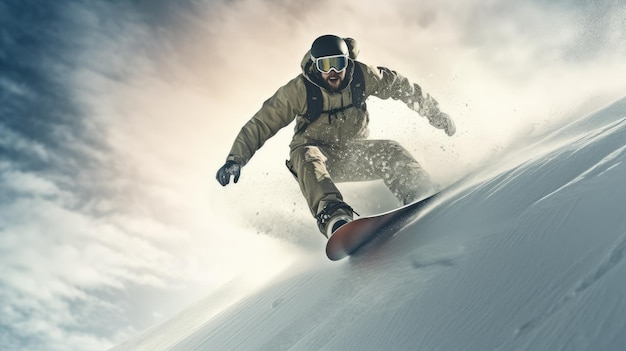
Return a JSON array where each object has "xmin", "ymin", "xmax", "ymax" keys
[{"xmin": 321, "ymin": 69, "xmax": 346, "ymax": 92}]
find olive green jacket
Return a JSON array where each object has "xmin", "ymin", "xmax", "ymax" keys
[{"xmin": 226, "ymin": 52, "xmax": 426, "ymax": 166}]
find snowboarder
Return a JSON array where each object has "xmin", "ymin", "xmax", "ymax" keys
[{"xmin": 216, "ymin": 34, "xmax": 455, "ymax": 238}]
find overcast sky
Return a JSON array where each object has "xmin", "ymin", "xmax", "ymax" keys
[{"xmin": 1, "ymin": 0, "xmax": 625, "ymax": 349}]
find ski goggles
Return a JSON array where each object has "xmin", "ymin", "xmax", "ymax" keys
[{"xmin": 312, "ymin": 54, "xmax": 349, "ymax": 73}]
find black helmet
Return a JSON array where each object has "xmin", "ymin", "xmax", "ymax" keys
[{"xmin": 310, "ymin": 35, "xmax": 349, "ymax": 59}]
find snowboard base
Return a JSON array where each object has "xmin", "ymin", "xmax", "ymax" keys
[{"xmin": 325, "ymin": 192, "xmax": 440, "ymax": 261}]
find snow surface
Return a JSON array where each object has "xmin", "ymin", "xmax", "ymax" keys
[{"xmin": 113, "ymin": 98, "xmax": 626, "ymax": 350}]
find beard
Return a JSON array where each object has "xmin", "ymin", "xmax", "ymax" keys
[{"xmin": 323, "ymin": 71, "xmax": 345, "ymax": 92}]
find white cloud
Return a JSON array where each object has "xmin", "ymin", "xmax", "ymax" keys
[{"xmin": 0, "ymin": 126, "xmax": 50, "ymax": 164}]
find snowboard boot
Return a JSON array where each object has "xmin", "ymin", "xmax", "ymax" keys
[{"xmin": 316, "ymin": 201, "xmax": 356, "ymax": 238}]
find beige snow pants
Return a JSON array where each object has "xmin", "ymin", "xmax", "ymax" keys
[{"xmin": 286, "ymin": 139, "xmax": 433, "ymax": 217}]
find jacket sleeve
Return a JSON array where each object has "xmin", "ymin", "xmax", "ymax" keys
[
  {"xmin": 360, "ymin": 62, "xmax": 425, "ymax": 109},
  {"xmin": 226, "ymin": 77, "xmax": 305, "ymax": 166}
]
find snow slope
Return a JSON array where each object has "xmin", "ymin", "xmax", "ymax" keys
[{"xmin": 113, "ymin": 98, "xmax": 626, "ymax": 350}]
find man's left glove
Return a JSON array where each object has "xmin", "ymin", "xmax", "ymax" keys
[
  {"xmin": 216, "ymin": 160, "xmax": 241, "ymax": 186},
  {"xmin": 418, "ymin": 94, "xmax": 456, "ymax": 136}
]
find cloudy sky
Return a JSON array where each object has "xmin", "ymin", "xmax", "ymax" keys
[{"xmin": 1, "ymin": 0, "xmax": 625, "ymax": 350}]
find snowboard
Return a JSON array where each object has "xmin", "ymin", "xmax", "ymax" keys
[{"xmin": 326, "ymin": 192, "xmax": 441, "ymax": 261}]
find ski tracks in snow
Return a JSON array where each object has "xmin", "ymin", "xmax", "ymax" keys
[
  {"xmin": 535, "ymin": 144, "xmax": 626, "ymax": 204},
  {"xmin": 495, "ymin": 234, "xmax": 626, "ymax": 350}
]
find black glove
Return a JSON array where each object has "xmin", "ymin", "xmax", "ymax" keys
[{"xmin": 216, "ymin": 160, "xmax": 241, "ymax": 186}]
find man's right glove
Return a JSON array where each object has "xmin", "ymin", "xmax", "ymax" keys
[
  {"xmin": 418, "ymin": 94, "xmax": 456, "ymax": 136},
  {"xmin": 216, "ymin": 160, "xmax": 241, "ymax": 186}
]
